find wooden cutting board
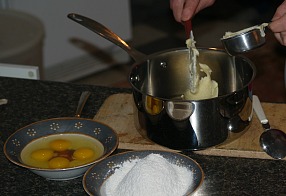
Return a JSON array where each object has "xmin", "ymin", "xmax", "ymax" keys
[{"xmin": 94, "ymin": 93, "xmax": 286, "ymax": 160}]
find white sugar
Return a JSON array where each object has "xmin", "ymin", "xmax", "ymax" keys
[{"xmin": 101, "ymin": 153, "xmax": 193, "ymax": 196}]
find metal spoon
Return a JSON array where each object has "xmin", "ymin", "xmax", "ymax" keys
[
  {"xmin": 75, "ymin": 91, "xmax": 91, "ymax": 118},
  {"xmin": 253, "ymin": 95, "xmax": 286, "ymax": 159}
]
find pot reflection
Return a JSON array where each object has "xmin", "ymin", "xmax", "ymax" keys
[{"xmin": 144, "ymin": 96, "xmax": 164, "ymax": 115}]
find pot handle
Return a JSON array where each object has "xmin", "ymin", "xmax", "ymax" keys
[{"xmin": 67, "ymin": 13, "xmax": 146, "ymax": 62}]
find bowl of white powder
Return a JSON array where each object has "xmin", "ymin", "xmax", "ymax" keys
[{"xmin": 83, "ymin": 150, "xmax": 204, "ymax": 196}]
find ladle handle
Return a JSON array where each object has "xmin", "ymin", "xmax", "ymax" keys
[
  {"xmin": 67, "ymin": 13, "xmax": 146, "ymax": 62},
  {"xmin": 75, "ymin": 91, "xmax": 91, "ymax": 118},
  {"xmin": 253, "ymin": 95, "xmax": 269, "ymax": 124}
]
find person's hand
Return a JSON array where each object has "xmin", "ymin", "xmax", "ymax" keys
[
  {"xmin": 269, "ymin": 0, "xmax": 286, "ymax": 46},
  {"xmin": 170, "ymin": 0, "xmax": 216, "ymax": 22}
]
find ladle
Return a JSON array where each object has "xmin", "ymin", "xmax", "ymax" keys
[
  {"xmin": 253, "ymin": 95, "xmax": 286, "ymax": 159},
  {"xmin": 67, "ymin": 13, "xmax": 145, "ymax": 62}
]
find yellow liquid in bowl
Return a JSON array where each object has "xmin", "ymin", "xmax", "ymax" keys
[{"xmin": 20, "ymin": 133, "xmax": 104, "ymax": 169}]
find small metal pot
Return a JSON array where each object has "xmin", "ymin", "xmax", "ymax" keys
[
  {"xmin": 220, "ymin": 23, "xmax": 268, "ymax": 56},
  {"xmin": 129, "ymin": 48, "xmax": 256, "ymax": 150},
  {"xmin": 68, "ymin": 14, "xmax": 256, "ymax": 150},
  {"xmin": 221, "ymin": 28, "xmax": 266, "ymax": 56}
]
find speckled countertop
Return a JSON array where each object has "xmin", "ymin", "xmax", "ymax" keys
[{"xmin": 0, "ymin": 77, "xmax": 285, "ymax": 195}]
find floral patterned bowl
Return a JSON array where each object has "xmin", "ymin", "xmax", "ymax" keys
[{"xmin": 3, "ymin": 117, "xmax": 118, "ymax": 180}]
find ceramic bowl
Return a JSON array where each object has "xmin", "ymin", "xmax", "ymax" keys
[
  {"xmin": 4, "ymin": 117, "xmax": 118, "ymax": 180},
  {"xmin": 83, "ymin": 150, "xmax": 204, "ymax": 195}
]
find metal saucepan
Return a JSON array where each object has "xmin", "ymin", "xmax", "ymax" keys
[
  {"xmin": 68, "ymin": 13, "xmax": 256, "ymax": 150},
  {"xmin": 221, "ymin": 23, "xmax": 268, "ymax": 56}
]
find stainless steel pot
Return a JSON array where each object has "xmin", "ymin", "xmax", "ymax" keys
[
  {"xmin": 68, "ymin": 13, "xmax": 256, "ymax": 150},
  {"xmin": 130, "ymin": 48, "xmax": 255, "ymax": 150}
]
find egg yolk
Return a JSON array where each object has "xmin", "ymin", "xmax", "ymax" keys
[
  {"xmin": 31, "ymin": 149, "xmax": 54, "ymax": 161},
  {"xmin": 48, "ymin": 157, "xmax": 70, "ymax": 169},
  {"xmin": 73, "ymin": 147, "xmax": 94, "ymax": 160},
  {"xmin": 49, "ymin": 139, "xmax": 71, "ymax": 152}
]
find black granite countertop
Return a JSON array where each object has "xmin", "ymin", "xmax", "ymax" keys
[{"xmin": 0, "ymin": 77, "xmax": 285, "ymax": 195}]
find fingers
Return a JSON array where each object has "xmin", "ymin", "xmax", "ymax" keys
[
  {"xmin": 273, "ymin": 31, "xmax": 286, "ymax": 46},
  {"xmin": 269, "ymin": 15, "xmax": 286, "ymax": 33},
  {"xmin": 268, "ymin": 0, "xmax": 286, "ymax": 46},
  {"xmin": 170, "ymin": 0, "xmax": 202, "ymax": 22},
  {"xmin": 170, "ymin": 0, "xmax": 186, "ymax": 22},
  {"xmin": 269, "ymin": 20, "xmax": 286, "ymax": 46},
  {"xmin": 181, "ymin": 0, "xmax": 200, "ymax": 21},
  {"xmin": 272, "ymin": 0, "xmax": 286, "ymax": 20},
  {"xmin": 170, "ymin": 0, "xmax": 216, "ymax": 22}
]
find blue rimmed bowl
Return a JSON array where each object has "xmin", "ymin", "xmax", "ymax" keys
[
  {"xmin": 83, "ymin": 150, "xmax": 204, "ymax": 195},
  {"xmin": 4, "ymin": 117, "xmax": 118, "ymax": 180}
]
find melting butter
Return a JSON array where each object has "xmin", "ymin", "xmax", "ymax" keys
[
  {"xmin": 186, "ymin": 37, "xmax": 199, "ymax": 93},
  {"xmin": 222, "ymin": 23, "xmax": 268, "ymax": 39},
  {"xmin": 184, "ymin": 63, "xmax": 218, "ymax": 100},
  {"xmin": 184, "ymin": 35, "xmax": 219, "ymax": 100}
]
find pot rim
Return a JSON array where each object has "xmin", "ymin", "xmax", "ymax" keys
[{"xmin": 128, "ymin": 47, "xmax": 256, "ymax": 102}]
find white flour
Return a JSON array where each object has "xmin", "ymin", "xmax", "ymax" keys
[{"xmin": 100, "ymin": 153, "xmax": 193, "ymax": 196}]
